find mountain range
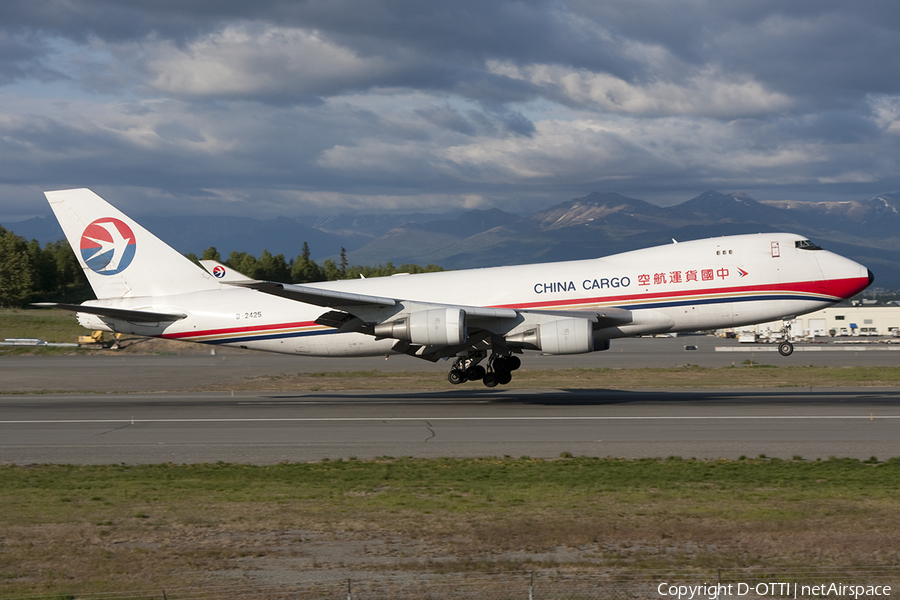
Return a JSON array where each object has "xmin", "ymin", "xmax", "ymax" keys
[{"xmin": 6, "ymin": 190, "xmax": 900, "ymax": 289}]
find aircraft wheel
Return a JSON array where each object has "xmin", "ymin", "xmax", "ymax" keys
[
  {"xmin": 497, "ymin": 371, "xmax": 512, "ymax": 385},
  {"xmin": 482, "ymin": 372, "xmax": 499, "ymax": 388},
  {"xmin": 465, "ymin": 365, "xmax": 486, "ymax": 381},
  {"xmin": 507, "ymin": 356, "xmax": 521, "ymax": 371},
  {"xmin": 778, "ymin": 341, "xmax": 794, "ymax": 357},
  {"xmin": 448, "ymin": 369, "xmax": 467, "ymax": 385},
  {"xmin": 493, "ymin": 356, "xmax": 510, "ymax": 372}
]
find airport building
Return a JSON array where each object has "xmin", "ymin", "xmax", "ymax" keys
[{"xmin": 732, "ymin": 304, "xmax": 900, "ymax": 340}]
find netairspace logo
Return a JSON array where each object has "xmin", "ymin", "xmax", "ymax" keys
[{"xmin": 657, "ymin": 582, "xmax": 892, "ymax": 600}]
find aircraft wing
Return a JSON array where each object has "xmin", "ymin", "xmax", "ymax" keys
[
  {"xmin": 32, "ymin": 302, "xmax": 187, "ymax": 322},
  {"xmin": 236, "ymin": 281, "xmax": 398, "ymax": 309},
  {"xmin": 235, "ymin": 281, "xmax": 521, "ymax": 318},
  {"xmin": 230, "ymin": 279, "xmax": 634, "ymax": 362},
  {"xmin": 233, "ymin": 281, "xmax": 630, "ymax": 325}
]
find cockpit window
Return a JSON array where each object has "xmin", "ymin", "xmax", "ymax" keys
[{"xmin": 795, "ymin": 240, "xmax": 822, "ymax": 251}]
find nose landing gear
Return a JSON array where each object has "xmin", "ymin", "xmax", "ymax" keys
[{"xmin": 778, "ymin": 318, "xmax": 795, "ymax": 356}]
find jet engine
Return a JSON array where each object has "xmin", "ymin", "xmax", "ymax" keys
[
  {"xmin": 505, "ymin": 317, "xmax": 593, "ymax": 354},
  {"xmin": 374, "ymin": 307, "xmax": 466, "ymax": 346}
]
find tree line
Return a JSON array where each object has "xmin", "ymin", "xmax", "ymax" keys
[
  {"xmin": 186, "ymin": 242, "xmax": 443, "ymax": 284},
  {"xmin": 0, "ymin": 225, "xmax": 89, "ymax": 307},
  {"xmin": 0, "ymin": 227, "xmax": 443, "ymax": 307}
]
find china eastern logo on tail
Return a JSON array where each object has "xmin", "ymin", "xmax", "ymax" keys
[{"xmin": 80, "ymin": 218, "xmax": 136, "ymax": 275}]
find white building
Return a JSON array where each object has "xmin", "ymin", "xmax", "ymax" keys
[{"xmin": 733, "ymin": 305, "xmax": 900, "ymax": 340}]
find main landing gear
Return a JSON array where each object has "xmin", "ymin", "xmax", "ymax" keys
[{"xmin": 448, "ymin": 352, "xmax": 521, "ymax": 387}]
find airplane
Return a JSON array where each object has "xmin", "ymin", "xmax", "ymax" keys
[{"xmin": 35, "ymin": 188, "xmax": 874, "ymax": 387}]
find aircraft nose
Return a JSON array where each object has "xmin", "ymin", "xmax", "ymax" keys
[{"xmin": 868, "ymin": 269, "xmax": 875, "ymax": 287}]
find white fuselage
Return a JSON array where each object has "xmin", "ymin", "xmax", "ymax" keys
[{"xmin": 78, "ymin": 232, "xmax": 872, "ymax": 357}]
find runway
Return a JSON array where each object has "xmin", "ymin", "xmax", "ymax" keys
[
  {"xmin": 2, "ymin": 387, "xmax": 899, "ymax": 464},
  {"xmin": 1, "ymin": 337, "xmax": 898, "ymax": 464}
]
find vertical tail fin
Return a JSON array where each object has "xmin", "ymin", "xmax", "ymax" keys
[{"xmin": 45, "ymin": 188, "xmax": 221, "ymax": 299}]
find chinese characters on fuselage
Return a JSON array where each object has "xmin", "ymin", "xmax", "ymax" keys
[
  {"xmin": 533, "ymin": 268, "xmax": 730, "ymax": 295},
  {"xmin": 638, "ymin": 268, "xmax": 729, "ymax": 287}
]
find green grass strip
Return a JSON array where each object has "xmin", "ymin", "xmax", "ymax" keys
[{"xmin": 3, "ymin": 458, "xmax": 900, "ymax": 597}]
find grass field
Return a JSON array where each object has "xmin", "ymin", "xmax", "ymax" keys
[
  {"xmin": 0, "ymin": 308, "xmax": 86, "ymax": 341},
  {"xmin": 1, "ymin": 457, "xmax": 899, "ymax": 596},
  {"xmin": 0, "ymin": 308, "xmax": 98, "ymax": 356}
]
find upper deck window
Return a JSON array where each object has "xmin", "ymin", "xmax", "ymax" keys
[{"xmin": 795, "ymin": 240, "xmax": 822, "ymax": 251}]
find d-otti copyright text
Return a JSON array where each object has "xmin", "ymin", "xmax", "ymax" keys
[{"xmin": 657, "ymin": 582, "xmax": 892, "ymax": 600}]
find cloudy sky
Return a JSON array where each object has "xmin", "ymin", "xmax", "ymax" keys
[{"xmin": 2, "ymin": 1, "xmax": 900, "ymax": 220}]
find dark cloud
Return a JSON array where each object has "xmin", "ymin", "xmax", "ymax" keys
[
  {"xmin": 0, "ymin": 31, "xmax": 61, "ymax": 84},
  {"xmin": 0, "ymin": 1, "xmax": 899, "ymax": 220}
]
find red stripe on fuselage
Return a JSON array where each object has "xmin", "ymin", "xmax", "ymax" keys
[
  {"xmin": 163, "ymin": 320, "xmax": 318, "ymax": 340},
  {"xmin": 495, "ymin": 276, "xmax": 869, "ymax": 311}
]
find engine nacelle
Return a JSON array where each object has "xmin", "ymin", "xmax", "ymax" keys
[
  {"xmin": 505, "ymin": 317, "xmax": 594, "ymax": 354},
  {"xmin": 374, "ymin": 308, "xmax": 466, "ymax": 346}
]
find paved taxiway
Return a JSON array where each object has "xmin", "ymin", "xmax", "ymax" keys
[
  {"xmin": 2, "ymin": 336, "xmax": 898, "ymax": 394},
  {"xmin": 1, "ymin": 337, "xmax": 898, "ymax": 464}
]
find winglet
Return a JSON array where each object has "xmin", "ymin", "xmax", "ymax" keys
[
  {"xmin": 32, "ymin": 302, "xmax": 186, "ymax": 322},
  {"xmin": 200, "ymin": 260, "xmax": 255, "ymax": 283}
]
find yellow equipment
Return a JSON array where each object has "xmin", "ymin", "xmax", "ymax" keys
[
  {"xmin": 77, "ymin": 331, "xmax": 123, "ymax": 348},
  {"xmin": 77, "ymin": 331, "xmax": 104, "ymax": 345}
]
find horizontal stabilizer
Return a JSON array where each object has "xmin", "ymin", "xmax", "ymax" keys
[{"xmin": 33, "ymin": 302, "xmax": 186, "ymax": 322}]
